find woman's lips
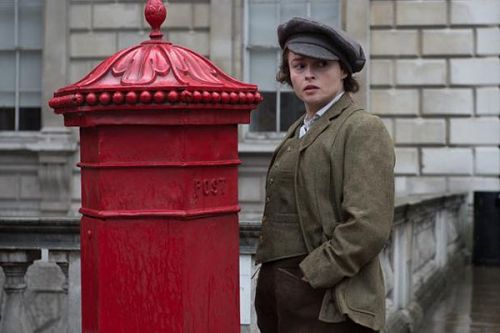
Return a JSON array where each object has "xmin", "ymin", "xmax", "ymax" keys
[{"xmin": 304, "ymin": 85, "xmax": 319, "ymax": 92}]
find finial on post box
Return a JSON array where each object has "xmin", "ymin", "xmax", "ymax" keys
[{"xmin": 145, "ymin": 0, "xmax": 167, "ymax": 40}]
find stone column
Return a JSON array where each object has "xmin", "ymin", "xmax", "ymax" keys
[{"xmin": 0, "ymin": 250, "xmax": 39, "ymax": 333}]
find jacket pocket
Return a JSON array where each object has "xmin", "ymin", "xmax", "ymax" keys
[{"xmin": 276, "ymin": 267, "xmax": 325, "ymax": 315}]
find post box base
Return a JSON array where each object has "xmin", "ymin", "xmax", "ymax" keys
[{"xmin": 80, "ymin": 215, "xmax": 240, "ymax": 332}]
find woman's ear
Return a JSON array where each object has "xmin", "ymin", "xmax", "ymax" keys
[{"xmin": 341, "ymin": 68, "xmax": 348, "ymax": 80}]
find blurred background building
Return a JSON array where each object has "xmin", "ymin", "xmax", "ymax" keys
[{"xmin": 0, "ymin": 0, "xmax": 498, "ymax": 332}]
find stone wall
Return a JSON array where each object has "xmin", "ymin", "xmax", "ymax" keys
[{"xmin": 370, "ymin": 0, "xmax": 500, "ymax": 198}]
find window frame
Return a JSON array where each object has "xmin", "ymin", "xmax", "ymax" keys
[
  {"xmin": 0, "ymin": 0, "xmax": 43, "ymax": 132},
  {"xmin": 241, "ymin": 0, "xmax": 343, "ymax": 141}
]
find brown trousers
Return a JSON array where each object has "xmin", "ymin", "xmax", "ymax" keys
[{"xmin": 255, "ymin": 256, "xmax": 378, "ymax": 333}]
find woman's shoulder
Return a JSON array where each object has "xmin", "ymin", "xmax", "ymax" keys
[{"xmin": 343, "ymin": 105, "xmax": 385, "ymax": 131}]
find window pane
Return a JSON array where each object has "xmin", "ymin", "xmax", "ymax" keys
[
  {"xmin": 0, "ymin": 52, "xmax": 16, "ymax": 95},
  {"xmin": 0, "ymin": 107, "xmax": 14, "ymax": 130},
  {"xmin": 0, "ymin": 1, "xmax": 15, "ymax": 49},
  {"xmin": 249, "ymin": 49, "xmax": 278, "ymax": 91},
  {"xmin": 20, "ymin": 51, "xmax": 41, "ymax": 92},
  {"xmin": 19, "ymin": 0, "xmax": 43, "ymax": 49},
  {"xmin": 250, "ymin": 92, "xmax": 276, "ymax": 132},
  {"xmin": 19, "ymin": 107, "xmax": 40, "ymax": 131},
  {"xmin": 20, "ymin": 92, "xmax": 40, "ymax": 107},
  {"xmin": 249, "ymin": 0, "xmax": 277, "ymax": 46},
  {"xmin": 280, "ymin": 92, "xmax": 304, "ymax": 130},
  {"xmin": 311, "ymin": 0, "xmax": 341, "ymax": 27},
  {"xmin": 246, "ymin": 0, "xmax": 341, "ymax": 133},
  {"xmin": 280, "ymin": 1, "xmax": 306, "ymax": 24}
]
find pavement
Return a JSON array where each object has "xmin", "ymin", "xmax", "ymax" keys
[{"xmin": 417, "ymin": 265, "xmax": 500, "ymax": 333}]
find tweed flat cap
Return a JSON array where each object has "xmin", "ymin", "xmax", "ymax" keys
[{"xmin": 278, "ymin": 17, "xmax": 365, "ymax": 73}]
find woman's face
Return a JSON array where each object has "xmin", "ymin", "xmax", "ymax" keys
[{"xmin": 288, "ymin": 51, "xmax": 346, "ymax": 114}]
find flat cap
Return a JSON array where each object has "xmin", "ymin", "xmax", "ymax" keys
[{"xmin": 278, "ymin": 17, "xmax": 365, "ymax": 73}]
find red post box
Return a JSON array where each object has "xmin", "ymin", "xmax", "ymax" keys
[{"xmin": 49, "ymin": 1, "xmax": 261, "ymax": 331}]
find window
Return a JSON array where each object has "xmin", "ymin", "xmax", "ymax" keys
[
  {"xmin": 0, "ymin": 0, "xmax": 43, "ymax": 131},
  {"xmin": 244, "ymin": 0, "xmax": 341, "ymax": 134}
]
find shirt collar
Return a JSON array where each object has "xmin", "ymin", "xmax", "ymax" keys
[{"xmin": 304, "ymin": 90, "xmax": 345, "ymax": 123}]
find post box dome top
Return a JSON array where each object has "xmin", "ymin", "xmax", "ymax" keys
[{"xmin": 49, "ymin": 0, "xmax": 262, "ymax": 112}]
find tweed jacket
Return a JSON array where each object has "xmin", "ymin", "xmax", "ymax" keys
[{"xmin": 267, "ymin": 93, "xmax": 395, "ymax": 330}]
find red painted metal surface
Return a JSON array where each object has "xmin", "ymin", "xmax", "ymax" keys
[{"xmin": 49, "ymin": 1, "xmax": 260, "ymax": 332}]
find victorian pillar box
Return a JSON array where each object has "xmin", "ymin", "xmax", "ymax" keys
[{"xmin": 49, "ymin": 1, "xmax": 261, "ymax": 331}]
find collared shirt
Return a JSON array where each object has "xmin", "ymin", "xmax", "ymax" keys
[{"xmin": 298, "ymin": 91, "xmax": 344, "ymax": 138}]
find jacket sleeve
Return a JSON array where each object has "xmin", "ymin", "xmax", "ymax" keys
[{"xmin": 299, "ymin": 115, "xmax": 395, "ymax": 289}]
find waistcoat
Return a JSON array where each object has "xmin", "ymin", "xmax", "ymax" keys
[{"xmin": 255, "ymin": 131, "xmax": 308, "ymax": 264}]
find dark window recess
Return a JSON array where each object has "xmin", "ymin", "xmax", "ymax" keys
[
  {"xmin": 0, "ymin": 108, "xmax": 15, "ymax": 130},
  {"xmin": 280, "ymin": 92, "xmax": 304, "ymax": 131},
  {"xmin": 0, "ymin": 107, "xmax": 41, "ymax": 131},
  {"xmin": 20, "ymin": 107, "xmax": 41, "ymax": 131},
  {"xmin": 473, "ymin": 191, "xmax": 500, "ymax": 266},
  {"xmin": 250, "ymin": 92, "xmax": 276, "ymax": 132}
]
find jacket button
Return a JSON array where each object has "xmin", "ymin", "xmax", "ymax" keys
[
  {"xmin": 266, "ymin": 196, "xmax": 270, "ymax": 203},
  {"xmin": 287, "ymin": 146, "xmax": 291, "ymax": 152},
  {"xmin": 269, "ymin": 178, "xmax": 274, "ymax": 184}
]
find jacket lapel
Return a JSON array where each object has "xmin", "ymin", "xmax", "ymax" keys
[
  {"xmin": 267, "ymin": 114, "xmax": 304, "ymax": 169},
  {"xmin": 299, "ymin": 93, "xmax": 353, "ymax": 152}
]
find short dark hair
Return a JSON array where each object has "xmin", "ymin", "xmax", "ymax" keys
[{"xmin": 276, "ymin": 49, "xmax": 360, "ymax": 93}]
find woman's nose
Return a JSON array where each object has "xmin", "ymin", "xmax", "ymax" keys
[{"xmin": 304, "ymin": 67, "xmax": 315, "ymax": 80}]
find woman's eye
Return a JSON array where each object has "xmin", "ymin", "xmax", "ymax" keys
[{"xmin": 317, "ymin": 61, "xmax": 328, "ymax": 67}]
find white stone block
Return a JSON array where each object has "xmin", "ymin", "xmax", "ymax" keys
[
  {"xmin": 395, "ymin": 176, "xmax": 409, "ymax": 196},
  {"xmin": 371, "ymin": 1, "xmax": 394, "ymax": 26},
  {"xmin": 407, "ymin": 177, "xmax": 447, "ymax": 195},
  {"xmin": 422, "ymin": 148, "xmax": 473, "ymax": 175},
  {"xmin": 477, "ymin": 27, "xmax": 500, "ymax": 55},
  {"xmin": 70, "ymin": 4, "xmax": 91, "ymax": 29},
  {"xmin": 20, "ymin": 175, "xmax": 41, "ymax": 199},
  {"xmin": 239, "ymin": 255, "xmax": 252, "ymax": 325},
  {"xmin": 380, "ymin": 118, "xmax": 394, "ymax": 139},
  {"xmin": 371, "ymin": 30, "xmax": 418, "ymax": 56},
  {"xmin": 395, "ymin": 119, "xmax": 446, "ymax": 144},
  {"xmin": 169, "ymin": 31, "xmax": 210, "ymax": 56},
  {"xmin": 0, "ymin": 176, "xmax": 19, "ymax": 199},
  {"xmin": 451, "ymin": 0, "xmax": 500, "ymax": 25},
  {"xmin": 422, "ymin": 29, "xmax": 473, "ymax": 56},
  {"xmin": 93, "ymin": 3, "xmax": 142, "ymax": 29},
  {"xmin": 164, "ymin": 3, "xmax": 193, "ymax": 29},
  {"xmin": 395, "ymin": 148, "xmax": 419, "ymax": 175},
  {"xmin": 396, "ymin": 1, "xmax": 447, "ymax": 26},
  {"xmin": 72, "ymin": 171, "xmax": 81, "ymax": 201},
  {"xmin": 370, "ymin": 59, "xmax": 393, "ymax": 85},
  {"xmin": 371, "ymin": 89, "xmax": 419, "ymax": 116},
  {"xmin": 475, "ymin": 147, "xmax": 500, "ymax": 175},
  {"xmin": 476, "ymin": 87, "xmax": 500, "ymax": 116},
  {"xmin": 69, "ymin": 60, "xmax": 100, "ymax": 83},
  {"xmin": 396, "ymin": 60, "xmax": 447, "ymax": 85},
  {"xmin": 450, "ymin": 118, "xmax": 500, "ymax": 145},
  {"xmin": 422, "ymin": 89, "xmax": 473, "ymax": 115},
  {"xmin": 118, "ymin": 32, "xmax": 148, "ymax": 50},
  {"xmin": 194, "ymin": 3, "xmax": 210, "ymax": 28},
  {"xmin": 70, "ymin": 33, "xmax": 116, "ymax": 58},
  {"xmin": 448, "ymin": 177, "xmax": 500, "ymax": 192},
  {"xmin": 450, "ymin": 58, "xmax": 500, "ymax": 85},
  {"xmin": 238, "ymin": 176, "xmax": 262, "ymax": 202}
]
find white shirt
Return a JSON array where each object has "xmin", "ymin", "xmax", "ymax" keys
[{"xmin": 298, "ymin": 91, "xmax": 344, "ymax": 138}]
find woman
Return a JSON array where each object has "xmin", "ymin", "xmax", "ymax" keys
[{"xmin": 254, "ymin": 17, "xmax": 395, "ymax": 333}]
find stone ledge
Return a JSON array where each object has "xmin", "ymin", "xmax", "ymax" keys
[
  {"xmin": 0, "ymin": 193, "xmax": 467, "ymax": 253},
  {"xmin": 384, "ymin": 253, "xmax": 467, "ymax": 333}
]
